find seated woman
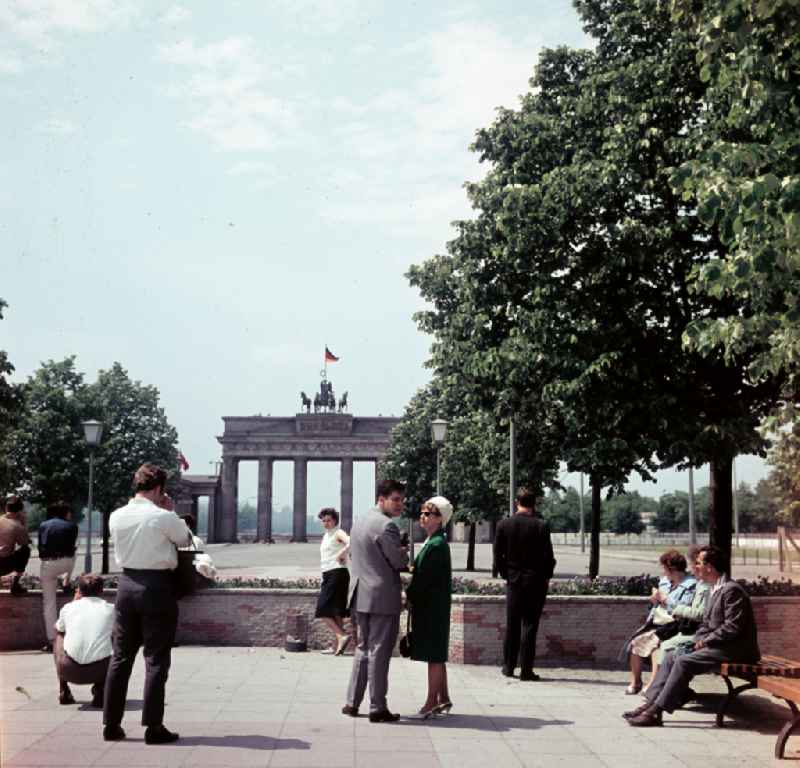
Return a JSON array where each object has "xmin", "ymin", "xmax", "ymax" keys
[
  {"xmin": 654, "ymin": 545, "xmax": 711, "ymax": 668},
  {"xmin": 625, "ymin": 549, "xmax": 696, "ymax": 695},
  {"xmin": 405, "ymin": 496, "xmax": 453, "ymax": 719}
]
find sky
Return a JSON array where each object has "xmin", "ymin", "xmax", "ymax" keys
[{"xmin": 1, "ymin": 1, "xmax": 771, "ymax": 518}]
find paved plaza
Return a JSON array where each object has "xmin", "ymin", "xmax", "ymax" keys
[{"xmin": 1, "ymin": 646, "xmax": 794, "ymax": 767}]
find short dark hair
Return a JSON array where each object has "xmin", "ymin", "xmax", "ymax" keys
[
  {"xmin": 376, "ymin": 479, "xmax": 405, "ymax": 501},
  {"xmin": 47, "ymin": 501, "xmax": 72, "ymax": 520},
  {"xmin": 659, "ymin": 549, "xmax": 687, "ymax": 572},
  {"xmin": 5, "ymin": 494, "xmax": 23, "ymax": 514},
  {"xmin": 318, "ymin": 507, "xmax": 339, "ymax": 524},
  {"xmin": 77, "ymin": 574, "xmax": 104, "ymax": 597},
  {"xmin": 133, "ymin": 463, "xmax": 168, "ymax": 493},
  {"xmin": 516, "ymin": 487, "xmax": 538, "ymax": 510},
  {"xmin": 698, "ymin": 545, "xmax": 729, "ymax": 575}
]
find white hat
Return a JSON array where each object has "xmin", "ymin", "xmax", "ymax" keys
[{"xmin": 424, "ymin": 496, "xmax": 453, "ymax": 526}]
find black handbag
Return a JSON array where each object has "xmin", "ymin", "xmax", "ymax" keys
[
  {"xmin": 399, "ymin": 611, "xmax": 413, "ymax": 658},
  {"xmin": 174, "ymin": 538, "xmax": 203, "ymax": 599}
]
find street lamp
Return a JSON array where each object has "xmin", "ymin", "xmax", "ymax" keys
[
  {"xmin": 431, "ymin": 418, "xmax": 448, "ymax": 495},
  {"xmin": 82, "ymin": 420, "xmax": 103, "ymax": 573}
]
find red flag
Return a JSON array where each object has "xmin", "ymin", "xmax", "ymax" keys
[
  {"xmin": 325, "ymin": 346, "xmax": 339, "ymax": 363},
  {"xmin": 178, "ymin": 452, "xmax": 190, "ymax": 471}
]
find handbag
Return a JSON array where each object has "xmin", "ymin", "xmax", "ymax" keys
[
  {"xmin": 174, "ymin": 538, "xmax": 202, "ymax": 599},
  {"xmin": 398, "ymin": 611, "xmax": 413, "ymax": 658}
]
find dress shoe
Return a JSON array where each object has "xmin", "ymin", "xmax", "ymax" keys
[
  {"xmin": 341, "ymin": 705, "xmax": 359, "ymax": 717},
  {"xmin": 369, "ymin": 709, "xmax": 401, "ymax": 723},
  {"xmin": 433, "ymin": 701, "xmax": 453, "ymax": 714},
  {"xmin": 145, "ymin": 725, "xmax": 179, "ymax": 744},
  {"xmin": 335, "ymin": 634, "xmax": 352, "ymax": 656},
  {"xmin": 627, "ymin": 708, "xmax": 663, "ymax": 727},
  {"xmin": 58, "ymin": 690, "xmax": 75, "ymax": 705},
  {"xmin": 622, "ymin": 702, "xmax": 651, "ymax": 720},
  {"xmin": 407, "ymin": 708, "xmax": 436, "ymax": 720},
  {"xmin": 103, "ymin": 725, "xmax": 126, "ymax": 742},
  {"xmin": 41, "ymin": 642, "xmax": 53, "ymax": 653},
  {"xmin": 624, "ymin": 682, "xmax": 642, "ymax": 695},
  {"xmin": 519, "ymin": 672, "xmax": 541, "ymax": 681},
  {"xmin": 501, "ymin": 666, "xmax": 514, "ymax": 678},
  {"xmin": 90, "ymin": 683, "xmax": 103, "ymax": 708}
]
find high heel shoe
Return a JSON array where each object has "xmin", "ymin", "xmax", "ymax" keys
[
  {"xmin": 625, "ymin": 683, "xmax": 642, "ymax": 695},
  {"xmin": 433, "ymin": 701, "xmax": 453, "ymax": 715},
  {"xmin": 407, "ymin": 707, "xmax": 437, "ymax": 720}
]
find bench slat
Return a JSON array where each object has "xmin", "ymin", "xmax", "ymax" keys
[
  {"xmin": 759, "ymin": 677, "xmax": 800, "ymax": 701},
  {"xmin": 721, "ymin": 655, "xmax": 800, "ymax": 678}
]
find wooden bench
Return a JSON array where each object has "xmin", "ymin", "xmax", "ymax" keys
[{"xmin": 717, "ymin": 655, "xmax": 800, "ymax": 759}]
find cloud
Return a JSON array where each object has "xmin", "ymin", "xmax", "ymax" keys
[
  {"xmin": 160, "ymin": 5, "xmax": 191, "ymax": 25},
  {"xmin": 0, "ymin": 0, "xmax": 136, "ymax": 54},
  {"xmin": 158, "ymin": 37, "xmax": 298, "ymax": 152},
  {"xmin": 36, "ymin": 117, "xmax": 78, "ymax": 134}
]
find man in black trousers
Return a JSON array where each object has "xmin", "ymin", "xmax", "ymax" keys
[
  {"xmin": 494, "ymin": 487, "xmax": 556, "ymax": 681},
  {"xmin": 102, "ymin": 463, "xmax": 191, "ymax": 744}
]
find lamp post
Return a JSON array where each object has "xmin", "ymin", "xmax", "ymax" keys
[
  {"xmin": 431, "ymin": 418, "xmax": 448, "ymax": 495},
  {"xmin": 82, "ymin": 420, "xmax": 103, "ymax": 574}
]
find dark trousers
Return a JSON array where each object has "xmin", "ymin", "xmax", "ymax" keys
[
  {"xmin": 103, "ymin": 570, "xmax": 178, "ymax": 728},
  {"xmin": 0, "ymin": 545, "xmax": 30, "ymax": 577},
  {"xmin": 504, "ymin": 579, "xmax": 548, "ymax": 674},
  {"xmin": 54, "ymin": 635, "xmax": 109, "ymax": 699},
  {"xmin": 645, "ymin": 646, "xmax": 731, "ymax": 712}
]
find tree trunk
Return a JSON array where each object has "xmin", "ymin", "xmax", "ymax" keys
[
  {"xmin": 466, "ymin": 521, "xmax": 476, "ymax": 571},
  {"xmin": 709, "ymin": 456, "xmax": 734, "ymax": 574},
  {"xmin": 589, "ymin": 477, "xmax": 602, "ymax": 579}
]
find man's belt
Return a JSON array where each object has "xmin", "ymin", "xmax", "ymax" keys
[{"xmin": 40, "ymin": 553, "xmax": 75, "ymax": 560}]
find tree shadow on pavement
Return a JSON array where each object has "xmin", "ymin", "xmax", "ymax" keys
[
  {"xmin": 407, "ymin": 714, "xmax": 572, "ymax": 731},
  {"xmin": 166, "ymin": 735, "xmax": 310, "ymax": 750}
]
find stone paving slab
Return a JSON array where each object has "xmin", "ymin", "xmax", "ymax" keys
[{"xmin": 1, "ymin": 647, "xmax": 795, "ymax": 767}]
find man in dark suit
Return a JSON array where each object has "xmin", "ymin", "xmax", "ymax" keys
[
  {"xmin": 626, "ymin": 544, "xmax": 760, "ymax": 726},
  {"xmin": 343, "ymin": 478, "xmax": 408, "ymax": 722},
  {"xmin": 494, "ymin": 487, "xmax": 556, "ymax": 681}
]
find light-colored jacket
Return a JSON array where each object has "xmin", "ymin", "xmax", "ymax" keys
[{"xmin": 347, "ymin": 507, "xmax": 407, "ymax": 615}]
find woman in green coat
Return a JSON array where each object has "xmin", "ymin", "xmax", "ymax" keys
[{"xmin": 405, "ymin": 495, "xmax": 453, "ymax": 719}]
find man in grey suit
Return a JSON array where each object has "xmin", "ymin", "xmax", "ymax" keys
[
  {"xmin": 625, "ymin": 544, "xmax": 760, "ymax": 726},
  {"xmin": 343, "ymin": 479, "xmax": 408, "ymax": 723}
]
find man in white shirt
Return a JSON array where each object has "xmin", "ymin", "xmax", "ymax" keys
[
  {"xmin": 54, "ymin": 573, "xmax": 114, "ymax": 706},
  {"xmin": 102, "ymin": 463, "xmax": 191, "ymax": 745}
]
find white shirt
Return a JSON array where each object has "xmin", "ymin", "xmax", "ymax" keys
[
  {"xmin": 55, "ymin": 597, "xmax": 114, "ymax": 665},
  {"xmin": 320, "ymin": 528, "xmax": 347, "ymax": 572},
  {"xmin": 110, "ymin": 497, "xmax": 191, "ymax": 570}
]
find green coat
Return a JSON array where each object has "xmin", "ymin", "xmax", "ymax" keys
[{"xmin": 405, "ymin": 530, "xmax": 451, "ymax": 663}]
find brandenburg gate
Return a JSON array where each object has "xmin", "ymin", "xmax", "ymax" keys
[{"xmin": 207, "ymin": 412, "xmax": 399, "ymax": 543}]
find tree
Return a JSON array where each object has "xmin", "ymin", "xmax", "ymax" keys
[
  {"xmin": 0, "ymin": 299, "xmax": 23, "ymax": 494},
  {"xmin": 767, "ymin": 422, "xmax": 800, "ymax": 526},
  {"xmin": 5, "ymin": 357, "xmax": 89, "ymax": 511},
  {"xmin": 601, "ymin": 492, "xmax": 652, "ymax": 534},
  {"xmin": 408, "ymin": 0, "xmax": 787, "ymax": 575},
  {"xmin": 653, "ymin": 490, "xmax": 710, "ymax": 533},
  {"xmin": 540, "ymin": 487, "xmax": 583, "ymax": 532},
  {"xmin": 735, "ymin": 480, "xmax": 780, "ymax": 532},
  {"xmin": 671, "ymin": 0, "xmax": 800, "ymax": 391}
]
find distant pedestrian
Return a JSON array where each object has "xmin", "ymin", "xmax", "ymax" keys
[
  {"xmin": 102, "ymin": 463, "xmax": 192, "ymax": 745},
  {"xmin": 315, "ymin": 507, "xmax": 352, "ymax": 656},
  {"xmin": 405, "ymin": 496, "xmax": 453, "ymax": 719},
  {"xmin": 494, "ymin": 487, "xmax": 556, "ymax": 681},
  {"xmin": 38, "ymin": 501, "xmax": 79, "ymax": 653},
  {"xmin": 0, "ymin": 494, "xmax": 31, "ymax": 596},
  {"xmin": 54, "ymin": 573, "xmax": 114, "ymax": 706},
  {"xmin": 343, "ymin": 479, "xmax": 408, "ymax": 722}
]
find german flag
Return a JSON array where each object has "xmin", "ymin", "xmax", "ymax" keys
[{"xmin": 325, "ymin": 346, "xmax": 339, "ymax": 363}]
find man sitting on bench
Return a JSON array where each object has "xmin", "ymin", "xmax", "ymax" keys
[{"xmin": 625, "ymin": 544, "xmax": 760, "ymax": 727}]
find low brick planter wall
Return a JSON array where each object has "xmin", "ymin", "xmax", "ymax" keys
[{"xmin": 2, "ymin": 590, "xmax": 798, "ymax": 666}]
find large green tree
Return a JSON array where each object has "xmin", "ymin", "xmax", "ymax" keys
[
  {"xmin": 409, "ymin": 0, "xmax": 787, "ymax": 574},
  {"xmin": 672, "ymin": 0, "xmax": 800, "ymax": 390},
  {"xmin": 767, "ymin": 421, "xmax": 800, "ymax": 526},
  {"xmin": 0, "ymin": 299, "xmax": 22, "ymax": 494}
]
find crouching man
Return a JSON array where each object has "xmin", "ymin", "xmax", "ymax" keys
[
  {"xmin": 54, "ymin": 574, "xmax": 114, "ymax": 706},
  {"xmin": 625, "ymin": 545, "xmax": 760, "ymax": 726}
]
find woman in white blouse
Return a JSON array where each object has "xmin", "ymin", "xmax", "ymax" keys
[{"xmin": 315, "ymin": 508, "xmax": 352, "ymax": 655}]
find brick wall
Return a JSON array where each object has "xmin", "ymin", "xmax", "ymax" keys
[{"xmin": 2, "ymin": 590, "xmax": 798, "ymax": 667}]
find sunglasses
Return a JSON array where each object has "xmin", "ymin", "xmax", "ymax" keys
[{"xmin": 420, "ymin": 508, "xmax": 441, "ymax": 518}]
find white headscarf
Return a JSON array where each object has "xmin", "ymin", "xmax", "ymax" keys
[{"xmin": 424, "ymin": 496, "xmax": 453, "ymax": 527}]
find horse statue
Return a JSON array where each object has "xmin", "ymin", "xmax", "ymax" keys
[
  {"xmin": 300, "ymin": 391, "xmax": 312, "ymax": 414},
  {"xmin": 338, "ymin": 391, "xmax": 349, "ymax": 412},
  {"xmin": 313, "ymin": 393, "xmax": 322, "ymax": 413}
]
